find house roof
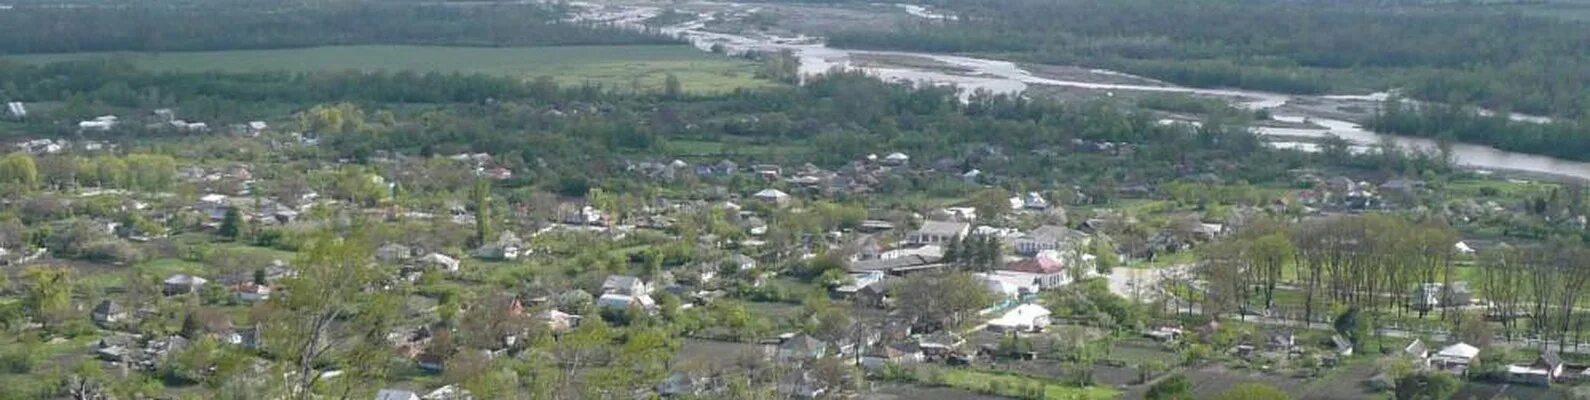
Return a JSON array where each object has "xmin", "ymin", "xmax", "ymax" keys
[
  {"xmin": 1436, "ymin": 343, "xmax": 1480, "ymax": 359},
  {"xmin": 1024, "ymin": 225, "xmax": 1086, "ymax": 244},
  {"xmin": 1537, "ymin": 350, "xmax": 1563, "ymax": 368},
  {"xmin": 1404, "ymin": 339, "xmax": 1428, "ymax": 356},
  {"xmin": 754, "ymin": 189, "xmax": 790, "ymax": 199},
  {"xmin": 602, "ymin": 275, "xmax": 643, "ymax": 290},
  {"xmin": 1005, "ymin": 256, "xmax": 1064, "ymax": 274},
  {"xmin": 914, "ymin": 220, "xmax": 970, "ymax": 237},
  {"xmin": 781, "ymin": 334, "xmax": 827, "ymax": 353},
  {"xmin": 375, "ymin": 389, "xmax": 420, "ymax": 400},
  {"xmin": 164, "ymin": 274, "xmax": 209, "ymax": 286},
  {"xmin": 849, "ymin": 255, "xmax": 940, "ymax": 273},
  {"xmin": 93, "ymin": 300, "xmax": 123, "ymax": 314}
]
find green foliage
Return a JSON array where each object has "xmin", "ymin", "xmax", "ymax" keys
[
  {"xmin": 1394, "ymin": 372, "xmax": 1461, "ymax": 400},
  {"xmin": 218, "ymin": 207, "xmax": 243, "ymax": 241},
  {"xmin": 1215, "ymin": 382, "xmax": 1290, "ymax": 400},
  {"xmin": 1146, "ymin": 374, "xmax": 1193, "ymax": 400}
]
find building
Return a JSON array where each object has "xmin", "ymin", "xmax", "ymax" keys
[
  {"xmin": 987, "ymin": 304, "xmax": 1052, "ymax": 333},
  {"xmin": 1403, "ymin": 339, "xmax": 1430, "ymax": 367},
  {"xmin": 4, "ymin": 102, "xmax": 25, "ymax": 118},
  {"xmin": 374, "ymin": 389, "xmax": 422, "ymax": 400},
  {"xmin": 1411, "ymin": 282, "xmax": 1473, "ymax": 311},
  {"xmin": 163, "ymin": 274, "xmax": 209, "ymax": 296},
  {"xmin": 753, "ymin": 189, "xmax": 791, "ymax": 206},
  {"xmin": 906, "ymin": 220, "xmax": 970, "ymax": 245},
  {"xmin": 602, "ymin": 275, "xmax": 650, "ymax": 296},
  {"xmin": 1001, "ymin": 254, "xmax": 1070, "ymax": 288},
  {"xmin": 848, "ymin": 254, "xmax": 943, "ymax": 276},
  {"xmin": 233, "ymin": 282, "xmax": 272, "ymax": 302},
  {"xmin": 1507, "ymin": 351, "xmax": 1564, "ymax": 386},
  {"xmin": 78, "ymin": 115, "xmax": 118, "ymax": 132},
  {"xmin": 597, "ymin": 293, "xmax": 655, "ymax": 311},
  {"xmin": 1432, "ymin": 342, "xmax": 1480, "ymax": 374},
  {"xmin": 1013, "ymin": 225, "xmax": 1088, "ymax": 256},
  {"xmin": 776, "ymin": 334, "xmax": 828, "ymax": 362},
  {"xmin": 91, "ymin": 300, "xmax": 128, "ymax": 326},
  {"xmin": 416, "ymin": 253, "xmax": 461, "ymax": 273}
]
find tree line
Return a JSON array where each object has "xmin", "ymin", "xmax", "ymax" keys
[
  {"xmin": 830, "ymin": 0, "xmax": 1590, "ymax": 118},
  {"xmin": 1367, "ymin": 98, "xmax": 1590, "ymax": 162},
  {"xmin": 0, "ymin": 1, "xmax": 675, "ymax": 54}
]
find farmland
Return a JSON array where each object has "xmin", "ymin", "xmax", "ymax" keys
[{"xmin": 2, "ymin": 45, "xmax": 776, "ymax": 93}]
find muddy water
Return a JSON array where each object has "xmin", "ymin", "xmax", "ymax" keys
[{"xmin": 578, "ymin": 1, "xmax": 1590, "ymax": 180}]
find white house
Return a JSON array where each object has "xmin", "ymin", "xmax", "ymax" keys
[
  {"xmin": 1506, "ymin": 351, "xmax": 1563, "ymax": 386},
  {"xmin": 417, "ymin": 253, "xmax": 461, "ymax": 273},
  {"xmin": 1432, "ymin": 342, "xmax": 1480, "ymax": 374},
  {"xmin": 1013, "ymin": 225, "xmax": 1088, "ymax": 256},
  {"xmin": 78, "ymin": 115, "xmax": 118, "ymax": 132},
  {"xmin": 601, "ymin": 275, "xmax": 649, "ymax": 296},
  {"xmin": 987, "ymin": 303, "xmax": 1052, "ymax": 332},
  {"xmin": 5, "ymin": 102, "xmax": 25, "ymax": 118},
  {"xmin": 753, "ymin": 189, "xmax": 791, "ymax": 205},
  {"xmin": 906, "ymin": 220, "xmax": 970, "ymax": 245}
]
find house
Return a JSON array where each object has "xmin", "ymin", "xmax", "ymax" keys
[
  {"xmin": 376, "ymin": 243, "xmax": 413, "ymax": 262},
  {"xmin": 473, "ymin": 231, "xmax": 524, "ymax": 261},
  {"xmin": 416, "ymin": 253, "xmax": 461, "ymax": 273},
  {"xmin": 657, "ymin": 371, "xmax": 711, "ymax": 397},
  {"xmin": 853, "ymin": 278, "xmax": 896, "ymax": 308},
  {"xmin": 423, "ymin": 384, "xmax": 471, "ymax": 400},
  {"xmin": 602, "ymin": 275, "xmax": 650, "ymax": 296},
  {"xmin": 376, "ymin": 389, "xmax": 421, "ymax": 400},
  {"xmin": 1507, "ymin": 351, "xmax": 1564, "ymax": 386},
  {"xmin": 1021, "ymin": 192, "xmax": 1049, "ymax": 210},
  {"xmin": 1432, "ymin": 343, "xmax": 1480, "ymax": 374},
  {"xmin": 777, "ymin": 370, "xmax": 826, "ymax": 399},
  {"xmin": 834, "ymin": 271, "xmax": 886, "ymax": 297},
  {"xmin": 1411, "ymin": 282, "xmax": 1473, "ymax": 311},
  {"xmin": 725, "ymin": 254, "xmax": 757, "ymax": 271},
  {"xmin": 5, "ymin": 102, "xmax": 25, "ymax": 118},
  {"xmin": 906, "ymin": 220, "xmax": 970, "ymax": 245},
  {"xmin": 78, "ymin": 115, "xmax": 118, "ymax": 132},
  {"xmin": 978, "ymin": 272, "xmax": 1040, "ymax": 302},
  {"xmin": 597, "ymin": 293, "xmax": 655, "ymax": 311},
  {"xmin": 917, "ymin": 332, "xmax": 964, "ymax": 357},
  {"xmin": 848, "ymin": 255, "xmax": 943, "ymax": 275},
  {"xmin": 536, "ymin": 309, "xmax": 581, "ymax": 333},
  {"xmin": 861, "ymin": 342, "xmax": 925, "ymax": 371},
  {"xmin": 880, "ymin": 152, "xmax": 910, "ymax": 166},
  {"xmin": 776, "ymin": 334, "xmax": 829, "ymax": 362},
  {"xmin": 1001, "ymin": 254, "xmax": 1070, "ymax": 288},
  {"xmin": 1014, "ymin": 225, "xmax": 1089, "ymax": 256},
  {"xmin": 1331, "ymin": 334, "xmax": 1354, "ymax": 356},
  {"xmin": 753, "ymin": 189, "xmax": 791, "ymax": 206},
  {"xmin": 1403, "ymin": 339, "xmax": 1430, "ymax": 367},
  {"xmin": 987, "ymin": 303, "xmax": 1052, "ymax": 333},
  {"xmin": 163, "ymin": 274, "xmax": 209, "ymax": 296},
  {"xmin": 232, "ymin": 282, "xmax": 272, "ymax": 302},
  {"xmin": 91, "ymin": 300, "xmax": 128, "ymax": 326}
]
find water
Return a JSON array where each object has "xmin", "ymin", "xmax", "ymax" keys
[{"xmin": 579, "ymin": 1, "xmax": 1590, "ymax": 181}]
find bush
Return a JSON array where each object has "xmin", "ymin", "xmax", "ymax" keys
[{"xmin": 0, "ymin": 347, "xmax": 39, "ymax": 374}]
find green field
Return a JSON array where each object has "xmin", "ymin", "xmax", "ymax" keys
[{"xmin": 3, "ymin": 45, "xmax": 776, "ymax": 93}]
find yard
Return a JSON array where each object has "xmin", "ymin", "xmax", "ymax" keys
[{"xmin": 4, "ymin": 45, "xmax": 776, "ymax": 94}]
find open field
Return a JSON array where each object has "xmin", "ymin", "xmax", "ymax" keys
[{"xmin": 2, "ymin": 45, "xmax": 776, "ymax": 93}]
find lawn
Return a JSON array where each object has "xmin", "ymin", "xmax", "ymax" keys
[
  {"xmin": 934, "ymin": 368, "xmax": 1119, "ymax": 400},
  {"xmin": 4, "ymin": 45, "xmax": 776, "ymax": 94}
]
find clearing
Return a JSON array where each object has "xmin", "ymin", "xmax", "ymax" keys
[{"xmin": 3, "ymin": 45, "xmax": 776, "ymax": 93}]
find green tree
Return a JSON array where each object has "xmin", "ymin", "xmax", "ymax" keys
[
  {"xmin": 662, "ymin": 73, "xmax": 683, "ymax": 100},
  {"xmin": 0, "ymin": 152, "xmax": 39, "ymax": 192},
  {"xmin": 21, "ymin": 266, "xmax": 73, "ymax": 330},
  {"xmin": 1146, "ymin": 374, "xmax": 1193, "ymax": 400},
  {"xmin": 472, "ymin": 178, "xmax": 492, "ymax": 247},
  {"xmin": 893, "ymin": 272, "xmax": 994, "ymax": 329},
  {"xmin": 218, "ymin": 207, "xmax": 243, "ymax": 241},
  {"xmin": 261, "ymin": 232, "xmax": 384, "ymax": 400},
  {"xmin": 1394, "ymin": 372, "xmax": 1460, "ymax": 400}
]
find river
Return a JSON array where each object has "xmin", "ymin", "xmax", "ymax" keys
[{"xmin": 574, "ymin": 1, "xmax": 1590, "ymax": 181}]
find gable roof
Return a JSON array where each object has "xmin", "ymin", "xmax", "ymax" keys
[
  {"xmin": 1005, "ymin": 256, "xmax": 1064, "ymax": 274},
  {"xmin": 914, "ymin": 220, "xmax": 969, "ymax": 237}
]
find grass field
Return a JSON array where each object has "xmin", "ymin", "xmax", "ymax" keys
[{"xmin": 3, "ymin": 45, "xmax": 776, "ymax": 93}]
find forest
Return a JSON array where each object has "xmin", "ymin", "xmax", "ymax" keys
[
  {"xmin": 1368, "ymin": 99, "xmax": 1590, "ymax": 162},
  {"xmin": 829, "ymin": 0, "xmax": 1590, "ymax": 118},
  {"xmin": 0, "ymin": 1, "xmax": 675, "ymax": 54}
]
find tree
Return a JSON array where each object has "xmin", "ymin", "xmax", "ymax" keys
[
  {"xmin": 0, "ymin": 152, "xmax": 39, "ymax": 192},
  {"xmin": 1249, "ymin": 233, "xmax": 1293, "ymax": 309},
  {"xmin": 472, "ymin": 178, "xmax": 492, "ymax": 247},
  {"xmin": 663, "ymin": 73, "xmax": 683, "ymax": 100},
  {"xmin": 1393, "ymin": 372, "xmax": 1460, "ymax": 400},
  {"xmin": 218, "ymin": 207, "xmax": 243, "ymax": 241},
  {"xmin": 1215, "ymin": 382, "xmax": 1290, "ymax": 400},
  {"xmin": 967, "ymin": 188, "xmax": 1012, "ymax": 222},
  {"xmin": 892, "ymin": 272, "xmax": 994, "ymax": 330},
  {"xmin": 1146, "ymin": 374, "xmax": 1193, "ymax": 400},
  {"xmin": 1090, "ymin": 237, "xmax": 1119, "ymax": 275},
  {"xmin": 261, "ymin": 232, "xmax": 384, "ymax": 400},
  {"xmin": 21, "ymin": 266, "xmax": 73, "ymax": 331}
]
